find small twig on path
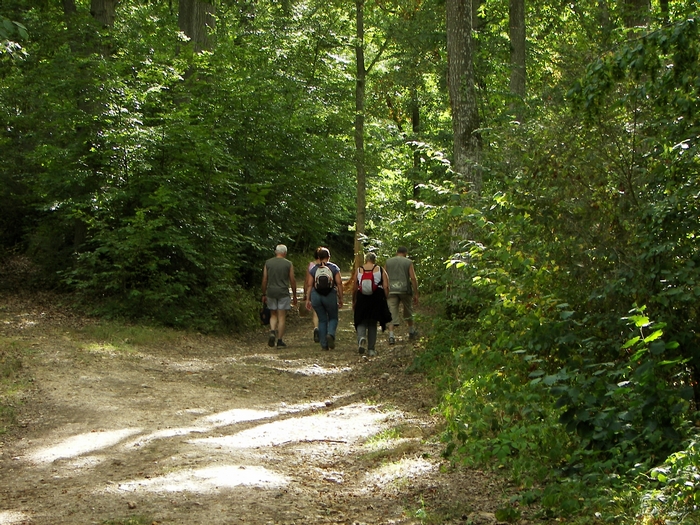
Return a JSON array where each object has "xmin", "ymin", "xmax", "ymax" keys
[{"xmin": 273, "ymin": 439, "xmax": 348, "ymax": 446}]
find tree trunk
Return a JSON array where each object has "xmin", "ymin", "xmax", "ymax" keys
[
  {"xmin": 446, "ymin": 0, "xmax": 481, "ymax": 306},
  {"xmin": 446, "ymin": 0, "xmax": 480, "ymax": 195},
  {"xmin": 411, "ymin": 85, "xmax": 421, "ymax": 200},
  {"xmin": 63, "ymin": 0, "xmax": 77, "ymax": 18},
  {"xmin": 622, "ymin": 0, "xmax": 650, "ymax": 27},
  {"xmin": 91, "ymin": 0, "xmax": 118, "ymax": 28},
  {"xmin": 178, "ymin": 0, "xmax": 215, "ymax": 52},
  {"xmin": 597, "ymin": 0, "xmax": 613, "ymax": 46},
  {"xmin": 509, "ymin": 0, "xmax": 526, "ymax": 119},
  {"xmin": 353, "ymin": 0, "xmax": 367, "ymax": 269}
]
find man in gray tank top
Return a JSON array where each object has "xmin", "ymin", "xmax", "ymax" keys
[
  {"xmin": 385, "ymin": 246, "xmax": 419, "ymax": 344},
  {"xmin": 262, "ymin": 244, "xmax": 298, "ymax": 347}
]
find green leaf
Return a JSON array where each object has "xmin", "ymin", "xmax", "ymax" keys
[
  {"xmin": 644, "ymin": 329, "xmax": 663, "ymax": 343},
  {"xmin": 622, "ymin": 336, "xmax": 640, "ymax": 349}
]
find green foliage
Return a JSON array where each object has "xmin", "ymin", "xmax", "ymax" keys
[
  {"xmin": 413, "ymin": 9, "xmax": 700, "ymax": 522},
  {"xmin": 549, "ymin": 310, "xmax": 692, "ymax": 474},
  {"xmin": 0, "ymin": 14, "xmax": 27, "ymax": 58},
  {"xmin": 638, "ymin": 437, "xmax": 700, "ymax": 523},
  {"xmin": 0, "ymin": 0, "xmax": 356, "ymax": 329}
]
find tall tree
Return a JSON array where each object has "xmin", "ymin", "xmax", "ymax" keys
[
  {"xmin": 354, "ymin": 0, "xmax": 367, "ymax": 268},
  {"xmin": 91, "ymin": 0, "xmax": 118, "ymax": 27},
  {"xmin": 352, "ymin": 0, "xmax": 388, "ymax": 267},
  {"xmin": 622, "ymin": 0, "xmax": 650, "ymax": 27},
  {"xmin": 509, "ymin": 0, "xmax": 526, "ymax": 118},
  {"xmin": 446, "ymin": 0, "xmax": 480, "ymax": 194},
  {"xmin": 179, "ymin": 0, "xmax": 214, "ymax": 52}
]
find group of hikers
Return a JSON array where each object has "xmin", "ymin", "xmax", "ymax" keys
[{"xmin": 260, "ymin": 244, "xmax": 419, "ymax": 356}]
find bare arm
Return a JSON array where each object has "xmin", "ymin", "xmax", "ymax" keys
[
  {"xmin": 409, "ymin": 263, "xmax": 419, "ymax": 304},
  {"xmin": 261, "ymin": 264, "xmax": 268, "ymax": 302},
  {"xmin": 382, "ymin": 267, "xmax": 390, "ymax": 298},
  {"xmin": 305, "ymin": 271, "xmax": 313, "ymax": 308},
  {"xmin": 334, "ymin": 271, "xmax": 344, "ymax": 307},
  {"xmin": 289, "ymin": 264, "xmax": 298, "ymax": 305},
  {"xmin": 351, "ymin": 270, "xmax": 358, "ymax": 309}
]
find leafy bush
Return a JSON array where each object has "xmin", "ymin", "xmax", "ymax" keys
[{"xmin": 637, "ymin": 437, "xmax": 700, "ymax": 523}]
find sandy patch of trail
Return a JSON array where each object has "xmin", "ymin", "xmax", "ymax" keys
[{"xmin": 0, "ymin": 295, "xmax": 515, "ymax": 525}]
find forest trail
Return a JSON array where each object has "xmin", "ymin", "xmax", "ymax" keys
[{"xmin": 0, "ymin": 294, "xmax": 512, "ymax": 525}]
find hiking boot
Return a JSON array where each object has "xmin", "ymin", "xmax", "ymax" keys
[
  {"xmin": 326, "ymin": 334, "xmax": 335, "ymax": 349},
  {"xmin": 408, "ymin": 330, "xmax": 418, "ymax": 341},
  {"xmin": 321, "ymin": 346, "xmax": 329, "ymax": 351},
  {"xmin": 313, "ymin": 327, "xmax": 320, "ymax": 343},
  {"xmin": 368, "ymin": 348, "xmax": 377, "ymax": 357},
  {"xmin": 277, "ymin": 339, "xmax": 287, "ymax": 348},
  {"xmin": 268, "ymin": 330, "xmax": 277, "ymax": 347},
  {"xmin": 388, "ymin": 334, "xmax": 395, "ymax": 345},
  {"xmin": 358, "ymin": 337, "xmax": 367, "ymax": 355}
]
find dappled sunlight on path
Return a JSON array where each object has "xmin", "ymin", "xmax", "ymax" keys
[
  {"xmin": 27, "ymin": 428, "xmax": 143, "ymax": 464},
  {"xmin": 112, "ymin": 464, "xmax": 289, "ymax": 493},
  {"xmin": 0, "ymin": 302, "xmax": 501, "ymax": 525}
]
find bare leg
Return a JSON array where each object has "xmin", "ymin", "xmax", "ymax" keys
[{"xmin": 277, "ymin": 310, "xmax": 287, "ymax": 341}]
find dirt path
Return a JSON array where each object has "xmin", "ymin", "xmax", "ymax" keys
[{"xmin": 0, "ymin": 295, "xmax": 512, "ymax": 525}]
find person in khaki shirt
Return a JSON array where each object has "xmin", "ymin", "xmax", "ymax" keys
[
  {"xmin": 262, "ymin": 244, "xmax": 297, "ymax": 348},
  {"xmin": 385, "ymin": 246, "xmax": 419, "ymax": 344}
]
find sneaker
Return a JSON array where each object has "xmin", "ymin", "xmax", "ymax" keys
[
  {"xmin": 326, "ymin": 334, "xmax": 336, "ymax": 350},
  {"xmin": 368, "ymin": 348, "xmax": 377, "ymax": 357},
  {"xmin": 409, "ymin": 330, "xmax": 418, "ymax": 341},
  {"xmin": 388, "ymin": 334, "xmax": 395, "ymax": 345},
  {"xmin": 277, "ymin": 339, "xmax": 287, "ymax": 348},
  {"xmin": 313, "ymin": 327, "xmax": 320, "ymax": 343},
  {"xmin": 268, "ymin": 331, "xmax": 276, "ymax": 347},
  {"xmin": 358, "ymin": 337, "xmax": 367, "ymax": 355}
]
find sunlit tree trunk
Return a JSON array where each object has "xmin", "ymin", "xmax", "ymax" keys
[
  {"xmin": 178, "ymin": 0, "xmax": 215, "ymax": 52},
  {"xmin": 410, "ymin": 85, "xmax": 421, "ymax": 200},
  {"xmin": 446, "ymin": 0, "xmax": 480, "ymax": 195},
  {"xmin": 446, "ymin": 0, "xmax": 480, "ymax": 304},
  {"xmin": 509, "ymin": 0, "xmax": 526, "ymax": 119}
]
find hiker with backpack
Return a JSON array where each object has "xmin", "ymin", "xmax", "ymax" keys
[
  {"xmin": 306, "ymin": 247, "xmax": 323, "ymax": 344},
  {"xmin": 352, "ymin": 252, "xmax": 392, "ymax": 357},
  {"xmin": 304, "ymin": 247, "xmax": 344, "ymax": 351}
]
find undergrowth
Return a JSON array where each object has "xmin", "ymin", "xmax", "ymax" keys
[{"xmin": 415, "ymin": 307, "xmax": 700, "ymax": 524}]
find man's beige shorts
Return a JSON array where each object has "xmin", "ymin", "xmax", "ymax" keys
[{"xmin": 388, "ymin": 294, "xmax": 413, "ymax": 325}]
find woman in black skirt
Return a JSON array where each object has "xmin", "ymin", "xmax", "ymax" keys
[{"xmin": 352, "ymin": 252, "xmax": 392, "ymax": 356}]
